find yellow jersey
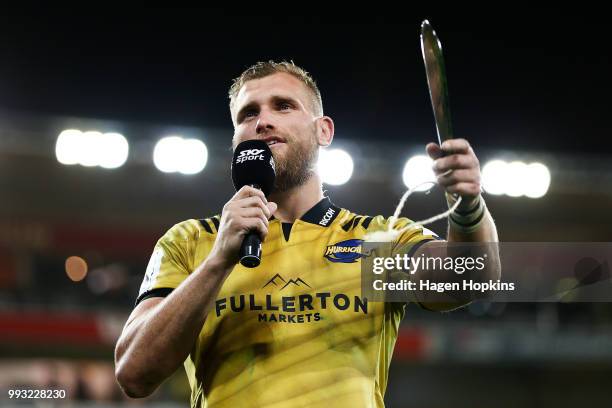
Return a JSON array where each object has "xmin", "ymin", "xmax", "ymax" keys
[{"xmin": 136, "ymin": 197, "xmax": 438, "ymax": 407}]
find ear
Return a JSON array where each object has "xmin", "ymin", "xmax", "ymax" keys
[{"xmin": 316, "ymin": 116, "xmax": 334, "ymax": 147}]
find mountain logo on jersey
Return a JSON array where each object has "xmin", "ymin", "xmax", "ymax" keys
[
  {"xmin": 263, "ymin": 273, "xmax": 311, "ymax": 290},
  {"xmin": 324, "ymin": 239, "xmax": 364, "ymax": 263}
]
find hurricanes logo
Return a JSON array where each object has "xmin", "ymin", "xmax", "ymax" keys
[
  {"xmin": 324, "ymin": 239, "xmax": 364, "ymax": 263},
  {"xmin": 263, "ymin": 274, "xmax": 311, "ymax": 291}
]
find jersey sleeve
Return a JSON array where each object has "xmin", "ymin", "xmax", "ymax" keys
[
  {"xmin": 135, "ymin": 220, "xmax": 200, "ymax": 306},
  {"xmin": 391, "ymin": 218, "xmax": 441, "ymax": 257},
  {"xmin": 363, "ymin": 215, "xmax": 442, "ymax": 310}
]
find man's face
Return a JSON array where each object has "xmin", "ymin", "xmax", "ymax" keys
[{"xmin": 232, "ymin": 72, "xmax": 320, "ymax": 193}]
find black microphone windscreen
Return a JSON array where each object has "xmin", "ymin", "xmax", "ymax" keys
[{"xmin": 231, "ymin": 140, "xmax": 276, "ymax": 196}]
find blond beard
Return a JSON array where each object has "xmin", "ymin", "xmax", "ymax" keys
[{"xmin": 272, "ymin": 135, "xmax": 318, "ymax": 193}]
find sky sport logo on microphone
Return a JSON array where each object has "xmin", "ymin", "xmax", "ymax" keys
[{"xmin": 236, "ymin": 149, "xmax": 265, "ymax": 164}]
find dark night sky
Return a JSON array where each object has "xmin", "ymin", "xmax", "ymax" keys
[{"xmin": 0, "ymin": 10, "xmax": 610, "ymax": 153}]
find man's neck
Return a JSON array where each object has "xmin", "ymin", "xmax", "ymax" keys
[{"xmin": 269, "ymin": 174, "xmax": 324, "ymax": 223}]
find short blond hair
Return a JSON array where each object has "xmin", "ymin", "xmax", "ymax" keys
[{"xmin": 228, "ymin": 60, "xmax": 323, "ymax": 118}]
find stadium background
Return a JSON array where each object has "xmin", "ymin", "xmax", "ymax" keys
[{"xmin": 1, "ymin": 10, "xmax": 612, "ymax": 407}]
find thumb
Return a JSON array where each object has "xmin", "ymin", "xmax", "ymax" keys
[
  {"xmin": 426, "ymin": 142, "xmax": 444, "ymax": 160},
  {"xmin": 267, "ymin": 202, "xmax": 278, "ymax": 217}
]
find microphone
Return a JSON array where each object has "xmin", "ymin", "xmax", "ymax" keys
[{"xmin": 231, "ymin": 140, "xmax": 276, "ymax": 268}]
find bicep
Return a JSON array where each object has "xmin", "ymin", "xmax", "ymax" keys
[
  {"xmin": 116, "ymin": 297, "xmax": 164, "ymax": 363},
  {"xmin": 124, "ymin": 297, "xmax": 164, "ymax": 330}
]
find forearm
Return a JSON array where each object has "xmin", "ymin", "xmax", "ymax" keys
[
  {"xmin": 447, "ymin": 198, "xmax": 501, "ymax": 281},
  {"xmin": 423, "ymin": 139, "xmax": 501, "ymax": 308},
  {"xmin": 448, "ymin": 208, "xmax": 498, "ymax": 243},
  {"xmin": 115, "ymin": 255, "xmax": 232, "ymax": 396}
]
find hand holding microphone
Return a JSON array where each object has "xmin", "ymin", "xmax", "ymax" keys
[{"xmin": 209, "ymin": 140, "xmax": 277, "ymax": 269}]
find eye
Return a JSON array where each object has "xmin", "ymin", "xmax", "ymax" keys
[
  {"xmin": 243, "ymin": 110, "xmax": 258, "ymax": 120},
  {"xmin": 278, "ymin": 102, "xmax": 292, "ymax": 111}
]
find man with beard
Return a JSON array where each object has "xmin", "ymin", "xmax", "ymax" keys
[{"xmin": 115, "ymin": 61, "xmax": 500, "ymax": 407}]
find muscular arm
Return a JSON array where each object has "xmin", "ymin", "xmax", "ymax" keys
[
  {"xmin": 447, "ymin": 199, "xmax": 500, "ymax": 281},
  {"xmin": 115, "ymin": 186, "xmax": 277, "ymax": 398},
  {"xmin": 114, "ymin": 256, "xmax": 232, "ymax": 398},
  {"xmin": 413, "ymin": 205, "xmax": 500, "ymax": 312},
  {"xmin": 414, "ymin": 139, "xmax": 501, "ymax": 311}
]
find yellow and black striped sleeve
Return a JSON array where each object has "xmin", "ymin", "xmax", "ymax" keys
[{"xmin": 135, "ymin": 219, "xmax": 203, "ymax": 305}]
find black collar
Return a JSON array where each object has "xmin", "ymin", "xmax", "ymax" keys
[
  {"xmin": 272, "ymin": 196, "xmax": 341, "ymax": 227},
  {"xmin": 301, "ymin": 196, "xmax": 341, "ymax": 226}
]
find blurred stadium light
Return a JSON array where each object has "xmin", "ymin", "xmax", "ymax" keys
[
  {"xmin": 317, "ymin": 148, "xmax": 354, "ymax": 185},
  {"xmin": 153, "ymin": 136, "xmax": 208, "ymax": 175},
  {"xmin": 65, "ymin": 256, "xmax": 88, "ymax": 282},
  {"xmin": 55, "ymin": 130, "xmax": 129, "ymax": 169},
  {"xmin": 482, "ymin": 160, "xmax": 551, "ymax": 198},
  {"xmin": 402, "ymin": 155, "xmax": 435, "ymax": 191}
]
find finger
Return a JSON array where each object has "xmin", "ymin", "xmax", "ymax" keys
[
  {"xmin": 436, "ymin": 169, "xmax": 479, "ymax": 187},
  {"xmin": 433, "ymin": 154, "xmax": 478, "ymax": 173},
  {"xmin": 233, "ymin": 186, "xmax": 268, "ymax": 203},
  {"xmin": 445, "ymin": 182, "xmax": 481, "ymax": 197},
  {"xmin": 440, "ymin": 138, "xmax": 470, "ymax": 155},
  {"xmin": 267, "ymin": 202, "xmax": 278, "ymax": 217},
  {"xmin": 241, "ymin": 218, "xmax": 268, "ymax": 240},
  {"xmin": 426, "ymin": 143, "xmax": 444, "ymax": 160},
  {"xmin": 235, "ymin": 196, "xmax": 271, "ymax": 218},
  {"xmin": 239, "ymin": 207, "xmax": 270, "ymax": 227}
]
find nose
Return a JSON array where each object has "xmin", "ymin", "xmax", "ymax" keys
[{"xmin": 255, "ymin": 110, "xmax": 274, "ymax": 134}]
